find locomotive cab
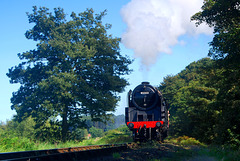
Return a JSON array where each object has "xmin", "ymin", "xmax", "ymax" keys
[{"xmin": 125, "ymin": 82, "xmax": 169, "ymax": 142}]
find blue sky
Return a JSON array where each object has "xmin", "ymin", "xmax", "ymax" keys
[{"xmin": 0, "ymin": 0, "xmax": 213, "ymax": 122}]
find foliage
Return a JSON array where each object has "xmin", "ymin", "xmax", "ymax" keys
[
  {"xmin": 0, "ymin": 137, "xmax": 35, "ymax": 152},
  {"xmin": 166, "ymin": 137, "xmax": 240, "ymax": 161},
  {"xmin": 82, "ymin": 114, "xmax": 125, "ymax": 131},
  {"xmin": 226, "ymin": 127, "xmax": 240, "ymax": 150},
  {"xmin": 0, "ymin": 118, "xmax": 37, "ymax": 152},
  {"xmin": 160, "ymin": 58, "xmax": 218, "ymax": 143},
  {"xmin": 191, "ymin": 0, "xmax": 240, "ymax": 147},
  {"xmin": 89, "ymin": 126, "xmax": 103, "ymax": 138},
  {"xmin": 112, "ymin": 152, "xmax": 121, "ymax": 159},
  {"xmin": 191, "ymin": 0, "xmax": 240, "ymax": 68},
  {"xmin": 6, "ymin": 6, "xmax": 132, "ymax": 142},
  {"xmin": 35, "ymin": 119, "xmax": 62, "ymax": 142},
  {"xmin": 160, "ymin": 0, "xmax": 240, "ymax": 148},
  {"xmin": 98, "ymin": 125, "xmax": 132, "ymax": 144},
  {"xmin": 0, "ymin": 117, "xmax": 36, "ymax": 139},
  {"xmin": 14, "ymin": 116, "xmax": 36, "ymax": 139},
  {"xmin": 0, "ymin": 124, "xmax": 131, "ymax": 152},
  {"xmin": 160, "ymin": 57, "xmax": 240, "ymax": 146},
  {"xmin": 170, "ymin": 136, "xmax": 204, "ymax": 146},
  {"xmin": 198, "ymin": 145, "xmax": 240, "ymax": 161},
  {"xmin": 70, "ymin": 128, "xmax": 88, "ymax": 141}
]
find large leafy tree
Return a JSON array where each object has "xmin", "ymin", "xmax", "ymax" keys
[
  {"xmin": 192, "ymin": 0, "xmax": 240, "ymax": 145},
  {"xmin": 159, "ymin": 58, "xmax": 218, "ymax": 143},
  {"xmin": 160, "ymin": 1, "xmax": 240, "ymax": 145},
  {"xmin": 191, "ymin": 0, "xmax": 240, "ymax": 68},
  {"xmin": 7, "ymin": 7, "xmax": 132, "ymax": 141}
]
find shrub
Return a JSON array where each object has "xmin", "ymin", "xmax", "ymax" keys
[
  {"xmin": 98, "ymin": 128, "xmax": 132, "ymax": 144},
  {"xmin": 89, "ymin": 126, "xmax": 104, "ymax": 138},
  {"xmin": 112, "ymin": 152, "xmax": 121, "ymax": 159},
  {"xmin": 226, "ymin": 128, "xmax": 240, "ymax": 150},
  {"xmin": 171, "ymin": 136, "xmax": 204, "ymax": 146},
  {"xmin": 0, "ymin": 137, "xmax": 35, "ymax": 152},
  {"xmin": 71, "ymin": 128, "xmax": 88, "ymax": 141}
]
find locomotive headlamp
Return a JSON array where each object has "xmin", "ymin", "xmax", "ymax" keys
[
  {"xmin": 128, "ymin": 123, "xmax": 134, "ymax": 129},
  {"xmin": 156, "ymin": 122, "xmax": 162, "ymax": 128}
]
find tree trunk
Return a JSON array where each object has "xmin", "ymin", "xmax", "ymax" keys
[{"xmin": 62, "ymin": 105, "xmax": 68, "ymax": 142}]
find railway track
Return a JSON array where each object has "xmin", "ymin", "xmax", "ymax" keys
[{"xmin": 0, "ymin": 143, "xmax": 130, "ymax": 161}]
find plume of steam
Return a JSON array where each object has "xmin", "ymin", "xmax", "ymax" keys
[{"xmin": 121, "ymin": 0, "xmax": 212, "ymax": 68}]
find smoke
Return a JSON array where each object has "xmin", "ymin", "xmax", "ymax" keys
[{"xmin": 121, "ymin": 0, "xmax": 212, "ymax": 68}]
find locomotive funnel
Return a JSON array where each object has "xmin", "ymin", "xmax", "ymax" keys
[{"xmin": 141, "ymin": 81, "xmax": 150, "ymax": 85}]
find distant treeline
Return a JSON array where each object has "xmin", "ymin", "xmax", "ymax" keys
[
  {"xmin": 0, "ymin": 114, "xmax": 125, "ymax": 143},
  {"xmin": 83, "ymin": 114, "xmax": 125, "ymax": 131}
]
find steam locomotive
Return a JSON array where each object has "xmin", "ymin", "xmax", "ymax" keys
[{"xmin": 125, "ymin": 82, "xmax": 169, "ymax": 142}]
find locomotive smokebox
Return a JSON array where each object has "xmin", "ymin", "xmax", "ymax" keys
[{"xmin": 132, "ymin": 82, "xmax": 158, "ymax": 110}]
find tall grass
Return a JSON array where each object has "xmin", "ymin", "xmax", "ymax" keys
[
  {"xmin": 167, "ymin": 136, "xmax": 205, "ymax": 146},
  {"xmin": 198, "ymin": 145, "xmax": 240, "ymax": 161},
  {"xmin": 0, "ymin": 137, "xmax": 35, "ymax": 152},
  {"xmin": 1, "ymin": 132, "xmax": 240, "ymax": 161},
  {"xmin": 167, "ymin": 136, "xmax": 240, "ymax": 161},
  {"xmin": 76, "ymin": 126, "xmax": 132, "ymax": 146},
  {"xmin": 0, "ymin": 125, "xmax": 132, "ymax": 152}
]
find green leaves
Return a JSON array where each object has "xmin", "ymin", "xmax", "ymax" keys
[
  {"xmin": 191, "ymin": 0, "xmax": 240, "ymax": 146},
  {"xmin": 159, "ymin": 58, "xmax": 218, "ymax": 143},
  {"xmin": 7, "ymin": 6, "xmax": 132, "ymax": 141},
  {"xmin": 191, "ymin": 0, "xmax": 240, "ymax": 68},
  {"xmin": 160, "ymin": 55, "xmax": 240, "ymax": 146}
]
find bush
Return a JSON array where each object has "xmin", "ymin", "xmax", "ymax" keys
[
  {"xmin": 226, "ymin": 128, "xmax": 240, "ymax": 150},
  {"xmin": 35, "ymin": 121, "xmax": 62, "ymax": 143},
  {"xmin": 170, "ymin": 136, "xmax": 204, "ymax": 146},
  {"xmin": 117, "ymin": 125, "xmax": 131, "ymax": 134},
  {"xmin": 98, "ymin": 127, "xmax": 132, "ymax": 144},
  {"xmin": 0, "ymin": 137, "xmax": 35, "ymax": 152},
  {"xmin": 112, "ymin": 152, "xmax": 121, "ymax": 159},
  {"xmin": 71, "ymin": 128, "xmax": 88, "ymax": 141},
  {"xmin": 89, "ymin": 126, "xmax": 103, "ymax": 138}
]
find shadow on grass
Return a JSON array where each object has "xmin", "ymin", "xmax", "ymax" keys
[{"xmin": 119, "ymin": 142, "xmax": 199, "ymax": 161}]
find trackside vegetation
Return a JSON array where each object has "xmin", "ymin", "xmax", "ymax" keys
[
  {"xmin": 0, "ymin": 124, "xmax": 131, "ymax": 152},
  {"xmin": 6, "ymin": 6, "xmax": 132, "ymax": 142},
  {"xmin": 166, "ymin": 137, "xmax": 240, "ymax": 161},
  {"xmin": 159, "ymin": 0, "xmax": 240, "ymax": 149},
  {"xmin": 2, "ymin": 0, "xmax": 239, "ymax": 160},
  {"xmin": 1, "ymin": 124, "xmax": 239, "ymax": 160}
]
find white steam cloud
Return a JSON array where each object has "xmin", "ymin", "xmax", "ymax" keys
[{"xmin": 121, "ymin": 0, "xmax": 212, "ymax": 67}]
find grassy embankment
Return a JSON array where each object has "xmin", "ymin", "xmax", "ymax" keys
[
  {"xmin": 0, "ymin": 125, "xmax": 132, "ymax": 152},
  {"xmin": 1, "ymin": 127, "xmax": 239, "ymax": 161},
  {"xmin": 161, "ymin": 136, "xmax": 240, "ymax": 161}
]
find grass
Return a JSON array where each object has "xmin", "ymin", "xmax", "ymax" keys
[
  {"xmin": 0, "ymin": 126, "xmax": 132, "ymax": 152},
  {"xmin": 1, "ymin": 130, "xmax": 239, "ymax": 161},
  {"xmin": 167, "ymin": 136, "xmax": 205, "ymax": 146},
  {"xmin": 197, "ymin": 145, "xmax": 240, "ymax": 161},
  {"xmin": 112, "ymin": 152, "xmax": 121, "ymax": 159},
  {"xmin": 162, "ymin": 136, "xmax": 240, "ymax": 161},
  {"xmin": 0, "ymin": 136, "xmax": 35, "ymax": 152}
]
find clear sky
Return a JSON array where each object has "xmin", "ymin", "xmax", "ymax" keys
[{"xmin": 0, "ymin": 0, "xmax": 213, "ymax": 122}]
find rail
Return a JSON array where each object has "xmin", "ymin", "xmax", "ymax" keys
[{"xmin": 0, "ymin": 143, "xmax": 130, "ymax": 161}]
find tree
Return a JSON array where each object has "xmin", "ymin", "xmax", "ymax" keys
[
  {"xmin": 192, "ymin": 0, "xmax": 240, "ymax": 146},
  {"xmin": 7, "ymin": 7, "xmax": 132, "ymax": 141},
  {"xmin": 159, "ymin": 58, "xmax": 218, "ymax": 143},
  {"xmin": 191, "ymin": 0, "xmax": 240, "ymax": 68},
  {"xmin": 89, "ymin": 126, "xmax": 103, "ymax": 138}
]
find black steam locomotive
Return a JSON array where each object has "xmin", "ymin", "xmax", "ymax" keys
[{"xmin": 125, "ymin": 82, "xmax": 169, "ymax": 142}]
